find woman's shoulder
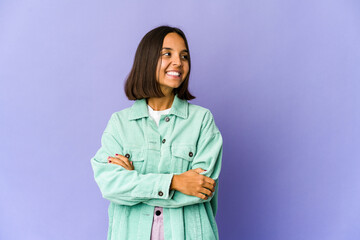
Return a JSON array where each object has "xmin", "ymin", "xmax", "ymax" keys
[
  {"xmin": 188, "ymin": 102, "xmax": 221, "ymax": 134},
  {"xmin": 188, "ymin": 102, "xmax": 217, "ymax": 121},
  {"xmin": 112, "ymin": 107, "xmax": 132, "ymax": 117},
  {"xmin": 105, "ymin": 106, "xmax": 133, "ymax": 125},
  {"xmin": 188, "ymin": 102, "xmax": 208, "ymax": 112}
]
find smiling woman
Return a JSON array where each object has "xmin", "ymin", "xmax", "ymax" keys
[
  {"xmin": 156, "ymin": 33, "xmax": 190, "ymax": 92},
  {"xmin": 124, "ymin": 26, "xmax": 194, "ymax": 102},
  {"xmin": 91, "ymin": 26, "xmax": 223, "ymax": 240}
]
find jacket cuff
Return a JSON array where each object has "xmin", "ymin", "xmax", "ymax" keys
[{"xmin": 154, "ymin": 173, "xmax": 174, "ymax": 199}]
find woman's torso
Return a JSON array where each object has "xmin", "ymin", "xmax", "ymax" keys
[{"xmin": 92, "ymin": 94, "xmax": 222, "ymax": 240}]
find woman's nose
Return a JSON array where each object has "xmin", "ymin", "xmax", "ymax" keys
[{"xmin": 171, "ymin": 55, "xmax": 182, "ymax": 66}]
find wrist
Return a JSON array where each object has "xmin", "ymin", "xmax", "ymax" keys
[{"xmin": 170, "ymin": 174, "xmax": 179, "ymax": 190}]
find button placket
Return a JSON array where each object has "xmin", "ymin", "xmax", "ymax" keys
[
  {"xmin": 158, "ymin": 114, "xmax": 174, "ymax": 173},
  {"xmin": 160, "ymin": 116, "xmax": 168, "ymax": 145},
  {"xmin": 144, "ymin": 117, "xmax": 161, "ymax": 151}
]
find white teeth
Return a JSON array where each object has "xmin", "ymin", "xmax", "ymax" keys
[{"xmin": 167, "ymin": 71, "xmax": 181, "ymax": 76}]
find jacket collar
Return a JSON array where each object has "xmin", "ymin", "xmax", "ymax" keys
[{"xmin": 128, "ymin": 93, "xmax": 188, "ymax": 120}]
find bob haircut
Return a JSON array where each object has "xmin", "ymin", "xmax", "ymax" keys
[{"xmin": 124, "ymin": 25, "xmax": 195, "ymax": 101}]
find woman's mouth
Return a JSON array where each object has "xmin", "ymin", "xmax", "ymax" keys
[{"xmin": 166, "ymin": 71, "xmax": 182, "ymax": 79}]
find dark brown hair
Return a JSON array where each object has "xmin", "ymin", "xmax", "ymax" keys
[{"xmin": 124, "ymin": 25, "xmax": 195, "ymax": 100}]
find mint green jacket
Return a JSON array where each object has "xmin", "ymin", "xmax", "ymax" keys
[{"xmin": 91, "ymin": 94, "xmax": 223, "ymax": 240}]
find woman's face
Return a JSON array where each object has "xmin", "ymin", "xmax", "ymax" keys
[{"xmin": 156, "ymin": 32, "xmax": 190, "ymax": 95}]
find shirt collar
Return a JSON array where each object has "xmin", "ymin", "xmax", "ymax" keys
[{"xmin": 128, "ymin": 93, "xmax": 188, "ymax": 120}]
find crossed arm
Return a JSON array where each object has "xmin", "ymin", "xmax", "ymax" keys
[
  {"xmin": 108, "ymin": 154, "xmax": 215, "ymax": 199},
  {"xmin": 91, "ymin": 112, "xmax": 223, "ymax": 208}
]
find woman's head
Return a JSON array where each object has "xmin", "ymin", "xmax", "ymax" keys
[{"xmin": 125, "ymin": 25, "xmax": 195, "ymax": 100}]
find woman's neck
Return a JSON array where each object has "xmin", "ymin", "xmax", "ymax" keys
[{"xmin": 147, "ymin": 92, "xmax": 175, "ymax": 111}]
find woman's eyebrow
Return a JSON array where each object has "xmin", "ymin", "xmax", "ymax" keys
[{"xmin": 161, "ymin": 47, "xmax": 188, "ymax": 53}]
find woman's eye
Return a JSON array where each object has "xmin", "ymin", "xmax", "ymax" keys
[
  {"xmin": 182, "ymin": 55, "xmax": 188, "ymax": 60},
  {"xmin": 163, "ymin": 52, "xmax": 170, "ymax": 56}
]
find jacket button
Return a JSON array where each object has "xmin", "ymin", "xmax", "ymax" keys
[
  {"xmin": 189, "ymin": 152, "xmax": 193, "ymax": 157},
  {"xmin": 125, "ymin": 153, "xmax": 130, "ymax": 158},
  {"xmin": 155, "ymin": 210, "xmax": 161, "ymax": 216},
  {"xmin": 158, "ymin": 191, "xmax": 163, "ymax": 196},
  {"xmin": 165, "ymin": 117, "xmax": 170, "ymax": 122},
  {"xmin": 162, "ymin": 139, "xmax": 166, "ymax": 144}
]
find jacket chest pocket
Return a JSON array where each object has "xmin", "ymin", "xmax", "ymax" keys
[
  {"xmin": 122, "ymin": 146, "xmax": 145, "ymax": 173},
  {"xmin": 171, "ymin": 144, "xmax": 196, "ymax": 173}
]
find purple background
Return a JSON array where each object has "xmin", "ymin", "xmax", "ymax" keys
[{"xmin": 1, "ymin": 1, "xmax": 359, "ymax": 239}]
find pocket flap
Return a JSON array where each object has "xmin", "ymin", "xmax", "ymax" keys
[
  {"xmin": 123, "ymin": 147, "xmax": 144, "ymax": 162},
  {"xmin": 171, "ymin": 145, "xmax": 196, "ymax": 162}
]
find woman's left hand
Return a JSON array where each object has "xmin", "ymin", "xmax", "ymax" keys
[{"xmin": 107, "ymin": 154, "xmax": 134, "ymax": 170}]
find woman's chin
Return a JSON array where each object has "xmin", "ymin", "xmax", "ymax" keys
[
  {"xmin": 172, "ymin": 79, "xmax": 185, "ymax": 87},
  {"xmin": 161, "ymin": 82, "xmax": 183, "ymax": 90}
]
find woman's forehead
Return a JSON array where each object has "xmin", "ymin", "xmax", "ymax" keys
[{"xmin": 162, "ymin": 33, "xmax": 187, "ymax": 50}]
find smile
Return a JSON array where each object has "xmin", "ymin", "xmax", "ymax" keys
[{"xmin": 166, "ymin": 71, "xmax": 181, "ymax": 77}]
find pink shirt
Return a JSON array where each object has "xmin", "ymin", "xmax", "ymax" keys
[{"xmin": 151, "ymin": 206, "xmax": 164, "ymax": 240}]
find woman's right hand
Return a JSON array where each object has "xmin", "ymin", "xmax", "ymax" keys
[
  {"xmin": 170, "ymin": 168, "xmax": 216, "ymax": 200},
  {"xmin": 108, "ymin": 154, "xmax": 134, "ymax": 171}
]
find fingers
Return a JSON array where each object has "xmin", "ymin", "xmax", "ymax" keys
[
  {"xmin": 195, "ymin": 192, "xmax": 209, "ymax": 200},
  {"xmin": 196, "ymin": 175, "xmax": 215, "ymax": 200},
  {"xmin": 115, "ymin": 154, "xmax": 132, "ymax": 169},
  {"xmin": 199, "ymin": 175, "xmax": 216, "ymax": 197},
  {"xmin": 192, "ymin": 169, "xmax": 216, "ymax": 198},
  {"xmin": 108, "ymin": 156, "xmax": 128, "ymax": 169},
  {"xmin": 193, "ymin": 184, "xmax": 214, "ymax": 200},
  {"xmin": 193, "ymin": 168, "xmax": 206, "ymax": 174},
  {"xmin": 203, "ymin": 175, "xmax": 216, "ymax": 187},
  {"xmin": 202, "ymin": 181, "xmax": 215, "ymax": 192},
  {"xmin": 199, "ymin": 187, "xmax": 213, "ymax": 197},
  {"xmin": 108, "ymin": 154, "xmax": 134, "ymax": 170}
]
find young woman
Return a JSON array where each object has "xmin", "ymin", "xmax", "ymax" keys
[{"xmin": 91, "ymin": 25, "xmax": 223, "ymax": 240}]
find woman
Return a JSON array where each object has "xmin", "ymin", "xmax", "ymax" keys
[{"xmin": 91, "ymin": 25, "xmax": 223, "ymax": 240}]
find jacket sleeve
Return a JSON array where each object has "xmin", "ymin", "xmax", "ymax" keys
[
  {"xmin": 90, "ymin": 114, "xmax": 175, "ymax": 206},
  {"xmin": 143, "ymin": 110, "xmax": 223, "ymax": 209}
]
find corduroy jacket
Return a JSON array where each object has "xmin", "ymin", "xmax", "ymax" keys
[{"xmin": 91, "ymin": 93, "xmax": 223, "ymax": 240}]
